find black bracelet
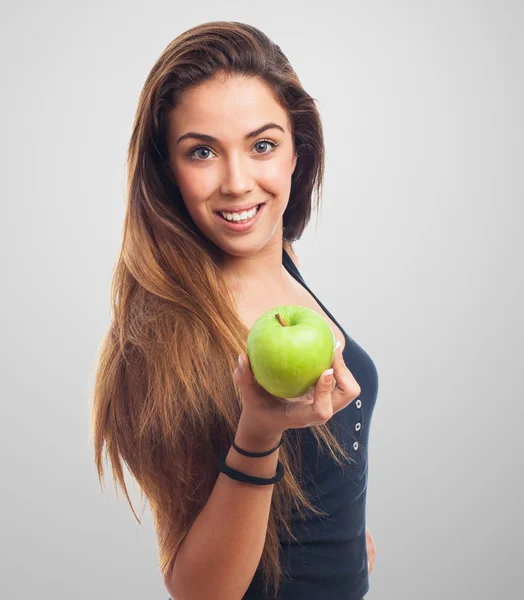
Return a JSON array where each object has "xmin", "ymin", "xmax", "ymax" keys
[
  {"xmin": 232, "ymin": 436, "xmax": 283, "ymax": 458},
  {"xmin": 218, "ymin": 451, "xmax": 285, "ymax": 485}
]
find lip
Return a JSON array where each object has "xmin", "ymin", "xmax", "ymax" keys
[
  {"xmin": 214, "ymin": 203, "xmax": 265, "ymax": 233},
  {"xmin": 216, "ymin": 202, "xmax": 263, "ymax": 214}
]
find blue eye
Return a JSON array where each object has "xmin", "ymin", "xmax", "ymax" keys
[
  {"xmin": 190, "ymin": 147, "xmax": 213, "ymax": 161},
  {"xmin": 187, "ymin": 138, "xmax": 279, "ymax": 161},
  {"xmin": 253, "ymin": 140, "xmax": 277, "ymax": 154}
]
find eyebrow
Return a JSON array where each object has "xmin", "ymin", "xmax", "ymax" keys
[{"xmin": 176, "ymin": 122, "xmax": 285, "ymax": 145}]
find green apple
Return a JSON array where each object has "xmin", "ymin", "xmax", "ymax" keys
[{"xmin": 246, "ymin": 305, "xmax": 336, "ymax": 399}]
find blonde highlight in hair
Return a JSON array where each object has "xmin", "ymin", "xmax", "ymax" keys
[{"xmin": 91, "ymin": 20, "xmax": 353, "ymax": 599}]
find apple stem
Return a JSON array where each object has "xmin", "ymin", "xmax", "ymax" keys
[{"xmin": 275, "ymin": 313, "xmax": 288, "ymax": 327}]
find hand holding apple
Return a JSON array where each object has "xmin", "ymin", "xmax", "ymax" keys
[
  {"xmin": 233, "ymin": 335, "xmax": 361, "ymax": 441},
  {"xmin": 246, "ymin": 305, "xmax": 337, "ymax": 399}
]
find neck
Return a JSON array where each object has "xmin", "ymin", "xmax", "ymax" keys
[{"xmin": 220, "ymin": 240, "xmax": 291, "ymax": 297}]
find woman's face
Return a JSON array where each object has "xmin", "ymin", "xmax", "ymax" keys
[{"xmin": 166, "ymin": 74, "xmax": 297, "ymax": 257}]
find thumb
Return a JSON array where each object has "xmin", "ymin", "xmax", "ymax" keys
[
  {"xmin": 316, "ymin": 367, "xmax": 334, "ymax": 394},
  {"xmin": 331, "ymin": 339, "xmax": 359, "ymax": 394}
]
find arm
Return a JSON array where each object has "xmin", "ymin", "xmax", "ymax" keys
[
  {"xmin": 165, "ymin": 416, "xmax": 282, "ymax": 600},
  {"xmin": 366, "ymin": 526, "xmax": 376, "ymax": 574}
]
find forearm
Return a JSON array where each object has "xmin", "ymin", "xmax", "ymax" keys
[{"xmin": 166, "ymin": 421, "xmax": 282, "ymax": 600}]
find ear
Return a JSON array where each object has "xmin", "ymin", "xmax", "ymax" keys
[{"xmin": 292, "ymin": 152, "xmax": 298, "ymax": 174}]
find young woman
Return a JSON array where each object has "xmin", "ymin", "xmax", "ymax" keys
[{"xmin": 91, "ymin": 21, "xmax": 378, "ymax": 600}]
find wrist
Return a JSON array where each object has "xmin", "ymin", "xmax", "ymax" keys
[{"xmin": 235, "ymin": 418, "xmax": 283, "ymax": 454}]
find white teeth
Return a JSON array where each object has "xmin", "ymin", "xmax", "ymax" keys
[{"xmin": 220, "ymin": 205, "xmax": 260, "ymax": 222}]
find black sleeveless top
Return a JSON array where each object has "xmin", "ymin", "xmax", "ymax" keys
[
  {"xmin": 241, "ymin": 247, "xmax": 379, "ymax": 600},
  {"xmin": 167, "ymin": 248, "xmax": 379, "ymax": 600}
]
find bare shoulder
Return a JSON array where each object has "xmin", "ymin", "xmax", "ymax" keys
[{"xmin": 282, "ymin": 240, "xmax": 299, "ymax": 269}]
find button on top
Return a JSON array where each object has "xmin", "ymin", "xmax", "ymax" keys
[{"xmin": 356, "ymin": 399, "xmax": 362, "ymax": 409}]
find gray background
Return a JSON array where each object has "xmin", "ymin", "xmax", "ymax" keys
[{"xmin": 1, "ymin": 0, "xmax": 522, "ymax": 598}]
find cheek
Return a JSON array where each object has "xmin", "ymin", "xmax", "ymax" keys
[
  {"xmin": 260, "ymin": 158, "xmax": 294, "ymax": 193},
  {"xmin": 177, "ymin": 170, "xmax": 214, "ymax": 200}
]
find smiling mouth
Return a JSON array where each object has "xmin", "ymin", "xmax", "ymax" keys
[
  {"xmin": 216, "ymin": 203, "xmax": 263, "ymax": 221},
  {"xmin": 215, "ymin": 203, "xmax": 264, "ymax": 215}
]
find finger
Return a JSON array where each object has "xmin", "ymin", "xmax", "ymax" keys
[
  {"xmin": 331, "ymin": 342, "xmax": 351, "ymax": 391},
  {"xmin": 234, "ymin": 352, "xmax": 253, "ymax": 387},
  {"xmin": 289, "ymin": 367, "xmax": 334, "ymax": 425},
  {"xmin": 330, "ymin": 343, "xmax": 361, "ymax": 412}
]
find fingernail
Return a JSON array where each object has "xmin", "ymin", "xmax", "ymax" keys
[
  {"xmin": 324, "ymin": 368, "xmax": 334, "ymax": 382},
  {"xmin": 238, "ymin": 354, "xmax": 244, "ymax": 370},
  {"xmin": 335, "ymin": 340, "xmax": 341, "ymax": 350}
]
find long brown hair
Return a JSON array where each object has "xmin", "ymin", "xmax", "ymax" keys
[{"xmin": 90, "ymin": 21, "xmax": 352, "ymax": 599}]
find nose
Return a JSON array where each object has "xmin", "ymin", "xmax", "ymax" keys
[{"xmin": 219, "ymin": 153, "xmax": 255, "ymax": 197}]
